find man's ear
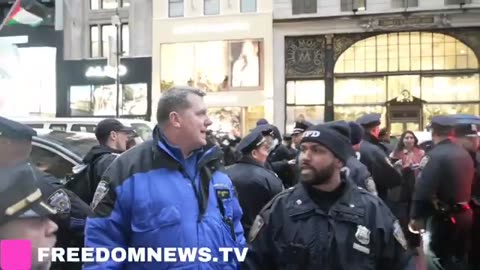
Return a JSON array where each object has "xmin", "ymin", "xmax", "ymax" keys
[
  {"xmin": 110, "ymin": 131, "xmax": 117, "ymax": 140},
  {"xmin": 169, "ymin": 112, "xmax": 181, "ymax": 128},
  {"xmin": 250, "ymin": 149, "xmax": 258, "ymax": 160}
]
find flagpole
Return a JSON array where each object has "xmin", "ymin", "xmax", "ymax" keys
[{"xmin": 0, "ymin": 0, "xmax": 21, "ymax": 32}]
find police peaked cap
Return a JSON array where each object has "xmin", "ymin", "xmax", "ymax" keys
[
  {"xmin": 236, "ymin": 127, "xmax": 266, "ymax": 154},
  {"xmin": 356, "ymin": 113, "xmax": 381, "ymax": 128},
  {"xmin": 0, "ymin": 162, "xmax": 57, "ymax": 226},
  {"xmin": 0, "ymin": 116, "xmax": 37, "ymax": 140},
  {"xmin": 292, "ymin": 121, "xmax": 313, "ymax": 135},
  {"xmin": 301, "ymin": 123, "xmax": 354, "ymax": 163}
]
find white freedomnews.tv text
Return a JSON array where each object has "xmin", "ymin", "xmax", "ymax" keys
[{"xmin": 38, "ymin": 247, "xmax": 248, "ymax": 263}]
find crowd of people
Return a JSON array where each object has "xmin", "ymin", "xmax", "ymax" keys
[{"xmin": 0, "ymin": 86, "xmax": 479, "ymax": 270}]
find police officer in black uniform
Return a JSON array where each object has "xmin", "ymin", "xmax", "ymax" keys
[
  {"xmin": 0, "ymin": 116, "xmax": 93, "ymax": 270},
  {"xmin": 245, "ymin": 123, "xmax": 414, "ymax": 270},
  {"xmin": 324, "ymin": 120, "xmax": 378, "ymax": 195},
  {"xmin": 225, "ymin": 126, "xmax": 284, "ymax": 237},
  {"xmin": 0, "ymin": 162, "xmax": 59, "ymax": 270},
  {"xmin": 356, "ymin": 113, "xmax": 403, "ymax": 200},
  {"xmin": 409, "ymin": 116, "xmax": 474, "ymax": 270},
  {"xmin": 450, "ymin": 115, "xmax": 480, "ymax": 270}
]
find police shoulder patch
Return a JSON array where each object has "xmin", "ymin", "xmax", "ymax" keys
[
  {"xmin": 248, "ymin": 215, "xmax": 265, "ymax": 243},
  {"xmin": 47, "ymin": 189, "xmax": 71, "ymax": 214},
  {"xmin": 393, "ymin": 220, "xmax": 408, "ymax": 250},
  {"xmin": 90, "ymin": 179, "xmax": 110, "ymax": 210}
]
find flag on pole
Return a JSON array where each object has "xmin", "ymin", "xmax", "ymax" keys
[{"xmin": 2, "ymin": 0, "xmax": 52, "ymax": 27}]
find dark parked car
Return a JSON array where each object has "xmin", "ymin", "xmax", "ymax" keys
[{"xmin": 30, "ymin": 129, "xmax": 98, "ymax": 181}]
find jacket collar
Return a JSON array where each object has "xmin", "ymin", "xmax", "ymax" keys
[
  {"xmin": 151, "ymin": 126, "xmax": 221, "ymax": 169},
  {"xmin": 363, "ymin": 132, "xmax": 380, "ymax": 145},
  {"xmin": 286, "ymin": 178, "xmax": 359, "ymax": 217},
  {"xmin": 238, "ymin": 155, "xmax": 265, "ymax": 168}
]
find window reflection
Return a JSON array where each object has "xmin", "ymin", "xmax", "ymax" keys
[
  {"xmin": 334, "ymin": 77, "xmax": 386, "ymax": 104},
  {"xmin": 286, "ymin": 80, "xmax": 325, "ymax": 105},
  {"xmin": 421, "ymin": 75, "xmax": 479, "ymax": 102},
  {"xmin": 160, "ymin": 40, "xmax": 262, "ymax": 92},
  {"xmin": 335, "ymin": 32, "xmax": 479, "ymax": 73},
  {"xmin": 69, "ymin": 84, "xmax": 147, "ymax": 116},
  {"xmin": 334, "ymin": 105, "xmax": 386, "ymax": 123},
  {"xmin": 423, "ymin": 104, "xmax": 480, "ymax": 125},
  {"xmin": 286, "ymin": 106, "xmax": 324, "ymax": 133},
  {"xmin": 387, "ymin": 75, "xmax": 420, "ymax": 100}
]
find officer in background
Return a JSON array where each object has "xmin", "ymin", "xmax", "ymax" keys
[
  {"xmin": 225, "ymin": 126, "xmax": 284, "ymax": 237},
  {"xmin": 324, "ymin": 121, "xmax": 377, "ymax": 195},
  {"xmin": 0, "ymin": 116, "xmax": 93, "ymax": 270},
  {"xmin": 410, "ymin": 116, "xmax": 474, "ymax": 270},
  {"xmin": 245, "ymin": 123, "xmax": 413, "ymax": 270},
  {"xmin": 356, "ymin": 113, "xmax": 403, "ymax": 200},
  {"xmin": 450, "ymin": 115, "xmax": 480, "ymax": 270},
  {"xmin": 0, "ymin": 162, "xmax": 58, "ymax": 270}
]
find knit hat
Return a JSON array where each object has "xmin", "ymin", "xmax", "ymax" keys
[
  {"xmin": 301, "ymin": 124, "xmax": 354, "ymax": 164},
  {"xmin": 348, "ymin": 121, "xmax": 364, "ymax": 145}
]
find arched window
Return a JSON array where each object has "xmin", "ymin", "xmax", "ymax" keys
[
  {"xmin": 332, "ymin": 32, "xmax": 480, "ymax": 131},
  {"xmin": 335, "ymin": 32, "xmax": 478, "ymax": 73}
]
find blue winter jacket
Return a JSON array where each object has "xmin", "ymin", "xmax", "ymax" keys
[{"xmin": 84, "ymin": 128, "xmax": 246, "ymax": 269}]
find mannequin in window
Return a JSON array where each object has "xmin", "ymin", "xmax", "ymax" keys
[{"xmin": 231, "ymin": 41, "xmax": 259, "ymax": 87}]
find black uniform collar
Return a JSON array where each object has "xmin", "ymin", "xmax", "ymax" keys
[
  {"xmin": 286, "ymin": 178, "xmax": 358, "ymax": 217},
  {"xmin": 363, "ymin": 132, "xmax": 381, "ymax": 145},
  {"xmin": 238, "ymin": 155, "xmax": 265, "ymax": 168}
]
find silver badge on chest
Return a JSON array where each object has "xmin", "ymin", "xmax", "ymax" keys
[{"xmin": 355, "ymin": 225, "xmax": 371, "ymax": 245}]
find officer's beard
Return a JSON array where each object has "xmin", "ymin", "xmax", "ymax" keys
[{"xmin": 301, "ymin": 161, "xmax": 336, "ymax": 186}]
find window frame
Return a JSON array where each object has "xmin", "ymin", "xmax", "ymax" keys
[
  {"xmin": 204, "ymin": 0, "xmax": 220, "ymax": 15},
  {"xmin": 240, "ymin": 0, "xmax": 257, "ymax": 13},
  {"xmin": 341, "ymin": 0, "xmax": 367, "ymax": 12},
  {"xmin": 90, "ymin": 0, "xmax": 130, "ymax": 9},
  {"xmin": 292, "ymin": 0, "xmax": 317, "ymax": 15},
  {"xmin": 89, "ymin": 23, "xmax": 129, "ymax": 58},
  {"xmin": 169, "ymin": 0, "xmax": 184, "ymax": 17}
]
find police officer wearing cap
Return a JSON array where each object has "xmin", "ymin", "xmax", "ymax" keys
[
  {"xmin": 225, "ymin": 127, "xmax": 284, "ymax": 238},
  {"xmin": 0, "ymin": 116, "xmax": 92, "ymax": 270},
  {"xmin": 356, "ymin": 113, "xmax": 403, "ymax": 200},
  {"xmin": 244, "ymin": 124, "xmax": 413, "ymax": 270},
  {"xmin": 0, "ymin": 162, "xmax": 58, "ymax": 270},
  {"xmin": 409, "ymin": 115, "xmax": 474, "ymax": 270}
]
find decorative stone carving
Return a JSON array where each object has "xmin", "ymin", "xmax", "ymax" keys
[{"xmin": 285, "ymin": 36, "xmax": 325, "ymax": 78}]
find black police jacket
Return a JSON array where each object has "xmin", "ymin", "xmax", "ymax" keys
[
  {"xmin": 411, "ymin": 138, "xmax": 474, "ymax": 219},
  {"xmin": 225, "ymin": 156, "xmax": 284, "ymax": 237},
  {"xmin": 345, "ymin": 156, "xmax": 377, "ymax": 195},
  {"xmin": 33, "ymin": 168, "xmax": 93, "ymax": 270},
  {"xmin": 80, "ymin": 145, "xmax": 120, "ymax": 204},
  {"xmin": 244, "ymin": 179, "xmax": 413, "ymax": 270},
  {"xmin": 359, "ymin": 133, "xmax": 403, "ymax": 200}
]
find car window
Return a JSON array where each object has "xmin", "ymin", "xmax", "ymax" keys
[
  {"xmin": 26, "ymin": 124, "xmax": 44, "ymax": 129},
  {"xmin": 49, "ymin": 124, "xmax": 67, "ymax": 131},
  {"xmin": 71, "ymin": 124, "xmax": 97, "ymax": 133},
  {"xmin": 30, "ymin": 146, "xmax": 74, "ymax": 179},
  {"xmin": 131, "ymin": 123, "xmax": 153, "ymax": 141},
  {"xmin": 37, "ymin": 131, "xmax": 98, "ymax": 159}
]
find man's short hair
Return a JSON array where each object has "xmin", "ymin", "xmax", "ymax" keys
[{"xmin": 156, "ymin": 86, "xmax": 206, "ymax": 127}]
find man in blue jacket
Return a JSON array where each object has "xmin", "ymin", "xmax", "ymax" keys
[{"xmin": 85, "ymin": 87, "xmax": 246, "ymax": 269}]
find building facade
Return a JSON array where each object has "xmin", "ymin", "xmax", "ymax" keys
[
  {"xmin": 153, "ymin": 0, "xmax": 273, "ymax": 136},
  {"xmin": 57, "ymin": 0, "xmax": 152, "ymax": 119},
  {"xmin": 274, "ymin": 0, "xmax": 480, "ymax": 135}
]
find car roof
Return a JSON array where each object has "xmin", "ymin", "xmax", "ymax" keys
[{"xmin": 32, "ymin": 129, "xmax": 98, "ymax": 162}]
